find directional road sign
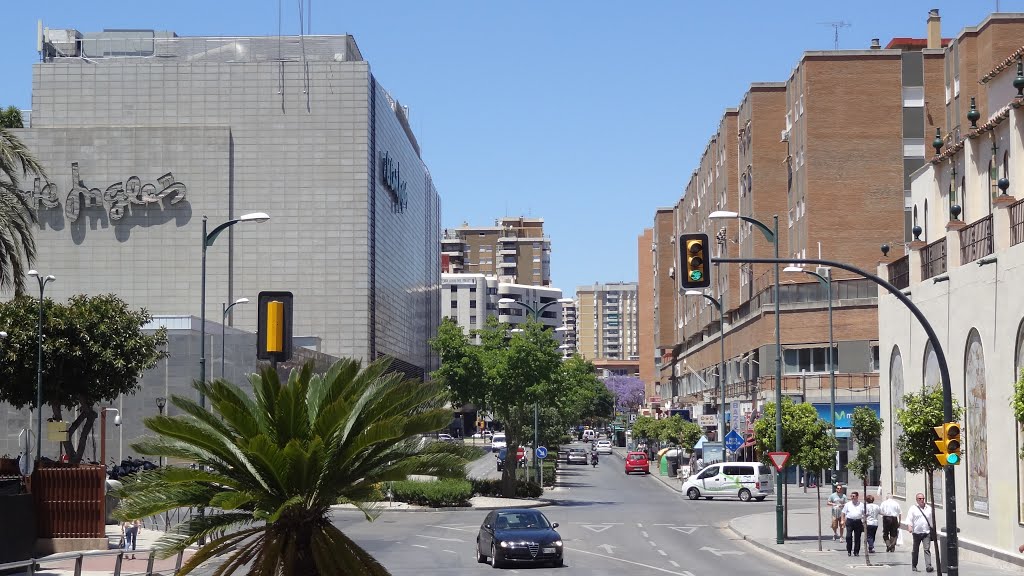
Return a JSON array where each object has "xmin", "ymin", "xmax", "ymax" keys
[
  {"xmin": 536, "ymin": 446, "xmax": 548, "ymax": 460},
  {"xmin": 768, "ymin": 451, "xmax": 791, "ymax": 472},
  {"xmin": 724, "ymin": 429, "xmax": 744, "ymax": 453}
]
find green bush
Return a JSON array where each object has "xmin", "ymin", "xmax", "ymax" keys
[
  {"xmin": 389, "ymin": 479, "xmax": 473, "ymax": 507},
  {"xmin": 471, "ymin": 478, "xmax": 544, "ymax": 499},
  {"xmin": 559, "ymin": 435, "xmax": 573, "ymax": 445}
]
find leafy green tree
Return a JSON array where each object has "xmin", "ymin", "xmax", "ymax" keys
[
  {"xmin": 0, "ymin": 294, "xmax": 167, "ymax": 462},
  {"xmin": 799, "ymin": 418, "xmax": 839, "ymax": 550},
  {"xmin": 0, "ymin": 106, "xmax": 24, "ymax": 129},
  {"xmin": 115, "ymin": 358, "xmax": 467, "ymax": 575},
  {"xmin": 847, "ymin": 407, "xmax": 883, "ymax": 563},
  {"xmin": 630, "ymin": 415, "xmax": 660, "ymax": 445},
  {"xmin": 431, "ymin": 317, "xmax": 566, "ymax": 496},
  {"xmin": 895, "ymin": 387, "xmax": 962, "ymax": 570},
  {"xmin": 752, "ymin": 399, "xmax": 822, "ymax": 467},
  {"xmin": 0, "ymin": 124, "xmax": 43, "ymax": 295},
  {"xmin": 676, "ymin": 419, "xmax": 703, "ymax": 452}
]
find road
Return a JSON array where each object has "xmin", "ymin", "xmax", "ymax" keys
[{"xmin": 329, "ymin": 443, "xmax": 818, "ymax": 575}]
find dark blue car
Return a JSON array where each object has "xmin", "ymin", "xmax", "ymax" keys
[{"xmin": 476, "ymin": 508, "xmax": 564, "ymax": 568}]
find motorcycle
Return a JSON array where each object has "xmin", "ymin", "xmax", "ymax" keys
[{"xmin": 591, "ymin": 453, "xmax": 599, "ymax": 468}]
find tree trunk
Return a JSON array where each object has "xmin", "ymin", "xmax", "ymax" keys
[
  {"xmin": 501, "ymin": 442, "xmax": 518, "ymax": 498},
  {"xmin": 54, "ymin": 404, "xmax": 97, "ymax": 465},
  {"xmin": 816, "ymin": 480, "xmax": 823, "ymax": 551},
  {"xmin": 928, "ymin": 473, "xmax": 943, "ymax": 574}
]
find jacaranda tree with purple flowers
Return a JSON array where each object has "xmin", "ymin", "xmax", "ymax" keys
[{"xmin": 603, "ymin": 375, "xmax": 645, "ymax": 414}]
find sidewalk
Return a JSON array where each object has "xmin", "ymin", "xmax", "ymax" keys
[{"xmin": 730, "ymin": 506, "xmax": 1024, "ymax": 575}]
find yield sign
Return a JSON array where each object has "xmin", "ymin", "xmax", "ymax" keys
[
  {"xmin": 669, "ymin": 526, "xmax": 700, "ymax": 535},
  {"xmin": 768, "ymin": 451, "xmax": 791, "ymax": 472},
  {"xmin": 582, "ymin": 524, "xmax": 614, "ymax": 533}
]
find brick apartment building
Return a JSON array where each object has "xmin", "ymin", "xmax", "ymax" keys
[{"xmin": 441, "ymin": 217, "xmax": 551, "ymax": 286}]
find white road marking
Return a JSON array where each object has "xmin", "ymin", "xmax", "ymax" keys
[
  {"xmin": 412, "ymin": 544, "xmax": 428, "ymax": 549},
  {"xmin": 669, "ymin": 526, "xmax": 700, "ymax": 535},
  {"xmin": 596, "ymin": 543, "xmax": 616, "ymax": 554},
  {"xmin": 582, "ymin": 524, "xmax": 615, "ymax": 533},
  {"xmin": 649, "ymin": 540, "xmax": 657, "ymax": 547},
  {"xmin": 443, "ymin": 549, "xmax": 457, "ymax": 554},
  {"xmin": 425, "ymin": 525, "xmax": 473, "ymax": 532},
  {"xmin": 669, "ymin": 560, "xmax": 680, "ymax": 567},
  {"xmin": 658, "ymin": 549, "xmax": 667, "ymax": 556},
  {"xmin": 641, "ymin": 531, "xmax": 649, "ymax": 538},
  {"xmin": 637, "ymin": 523, "xmax": 644, "ymax": 527},
  {"xmin": 567, "ymin": 547, "xmax": 694, "ymax": 575},
  {"xmin": 415, "ymin": 534, "xmax": 465, "ymax": 542}
]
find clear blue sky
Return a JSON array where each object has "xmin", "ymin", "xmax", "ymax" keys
[{"xmin": 0, "ymin": 1, "xmax": 1019, "ymax": 296}]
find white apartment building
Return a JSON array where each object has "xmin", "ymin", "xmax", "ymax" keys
[{"xmin": 441, "ymin": 274, "xmax": 568, "ymax": 343}]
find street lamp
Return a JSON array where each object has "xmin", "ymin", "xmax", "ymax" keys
[
  {"xmin": 99, "ymin": 407, "xmax": 121, "ymax": 468},
  {"xmin": 785, "ymin": 264, "xmax": 837, "ymax": 485},
  {"xmin": 498, "ymin": 297, "xmax": 571, "ymax": 484},
  {"xmin": 709, "ymin": 210, "xmax": 783, "ymax": 544},
  {"xmin": 221, "ymin": 297, "xmax": 250, "ymax": 380},
  {"xmin": 199, "ymin": 213, "xmax": 269, "ymax": 408},
  {"xmin": 685, "ymin": 290, "xmax": 726, "ymax": 444},
  {"xmin": 28, "ymin": 270, "xmax": 55, "ymax": 462}
]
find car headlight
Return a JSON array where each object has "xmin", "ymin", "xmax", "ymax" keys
[
  {"xmin": 499, "ymin": 541, "xmax": 509, "ymax": 548},
  {"xmin": 552, "ymin": 540, "xmax": 563, "ymax": 546}
]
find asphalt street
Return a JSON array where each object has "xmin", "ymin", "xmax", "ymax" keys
[{"xmin": 329, "ymin": 444, "xmax": 820, "ymax": 575}]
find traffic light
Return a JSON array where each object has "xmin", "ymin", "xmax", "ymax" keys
[
  {"xmin": 679, "ymin": 233, "xmax": 711, "ymax": 289},
  {"xmin": 257, "ymin": 291, "xmax": 294, "ymax": 362},
  {"xmin": 934, "ymin": 422, "xmax": 962, "ymax": 466}
]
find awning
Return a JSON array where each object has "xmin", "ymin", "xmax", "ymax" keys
[{"xmin": 694, "ymin": 435, "xmax": 708, "ymax": 449}]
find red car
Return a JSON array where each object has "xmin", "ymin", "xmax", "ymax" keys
[{"xmin": 624, "ymin": 452, "xmax": 650, "ymax": 475}]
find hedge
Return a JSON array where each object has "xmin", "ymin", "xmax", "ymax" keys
[
  {"xmin": 471, "ymin": 478, "xmax": 544, "ymax": 499},
  {"xmin": 388, "ymin": 479, "xmax": 473, "ymax": 507}
]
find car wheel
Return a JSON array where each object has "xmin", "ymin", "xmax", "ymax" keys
[
  {"xmin": 704, "ymin": 496, "xmax": 714, "ymax": 500},
  {"xmin": 491, "ymin": 544, "xmax": 501, "ymax": 569},
  {"xmin": 477, "ymin": 542, "xmax": 487, "ymax": 563},
  {"xmin": 739, "ymin": 488, "xmax": 752, "ymax": 502},
  {"xmin": 687, "ymin": 487, "xmax": 700, "ymax": 500}
]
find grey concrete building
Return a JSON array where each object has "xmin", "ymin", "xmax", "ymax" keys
[{"xmin": 1, "ymin": 27, "xmax": 441, "ymax": 458}]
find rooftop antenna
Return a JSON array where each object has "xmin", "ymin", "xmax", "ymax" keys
[{"xmin": 819, "ymin": 21, "xmax": 852, "ymax": 49}]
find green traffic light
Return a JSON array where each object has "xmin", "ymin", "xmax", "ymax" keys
[
  {"xmin": 947, "ymin": 453, "xmax": 960, "ymax": 465},
  {"xmin": 689, "ymin": 270, "xmax": 703, "ymax": 281}
]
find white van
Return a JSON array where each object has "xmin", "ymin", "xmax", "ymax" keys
[
  {"xmin": 681, "ymin": 462, "xmax": 773, "ymax": 502},
  {"xmin": 491, "ymin": 433, "xmax": 507, "ymax": 453},
  {"xmin": 582, "ymin": 429, "xmax": 596, "ymax": 441}
]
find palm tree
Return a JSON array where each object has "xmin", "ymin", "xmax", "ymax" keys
[
  {"xmin": 0, "ymin": 125, "xmax": 42, "ymax": 295},
  {"xmin": 115, "ymin": 358, "xmax": 469, "ymax": 575}
]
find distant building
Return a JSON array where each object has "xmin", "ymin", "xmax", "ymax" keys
[
  {"xmin": 441, "ymin": 273, "xmax": 567, "ymax": 339},
  {"xmin": 575, "ymin": 283, "xmax": 639, "ymax": 367},
  {"xmin": 441, "ymin": 217, "xmax": 551, "ymax": 286}
]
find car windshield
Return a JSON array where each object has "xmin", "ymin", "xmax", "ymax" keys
[
  {"xmin": 495, "ymin": 511, "xmax": 551, "ymax": 530},
  {"xmin": 628, "ymin": 454, "xmax": 646, "ymax": 461},
  {"xmin": 569, "ymin": 448, "xmax": 584, "ymax": 454}
]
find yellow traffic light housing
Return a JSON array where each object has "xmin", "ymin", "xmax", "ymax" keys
[
  {"xmin": 679, "ymin": 233, "xmax": 711, "ymax": 289},
  {"xmin": 257, "ymin": 291, "xmax": 294, "ymax": 362},
  {"xmin": 934, "ymin": 422, "xmax": 962, "ymax": 466}
]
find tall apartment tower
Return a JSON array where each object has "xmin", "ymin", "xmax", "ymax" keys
[
  {"xmin": 575, "ymin": 283, "xmax": 639, "ymax": 376},
  {"xmin": 441, "ymin": 217, "xmax": 551, "ymax": 286}
]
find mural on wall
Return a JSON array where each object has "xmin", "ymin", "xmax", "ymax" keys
[
  {"xmin": 965, "ymin": 329, "xmax": 989, "ymax": 514},
  {"xmin": 891, "ymin": 346, "xmax": 906, "ymax": 497},
  {"xmin": 924, "ymin": 342, "xmax": 943, "ymax": 505}
]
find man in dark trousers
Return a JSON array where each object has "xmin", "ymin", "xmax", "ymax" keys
[{"xmin": 879, "ymin": 492, "xmax": 902, "ymax": 552}]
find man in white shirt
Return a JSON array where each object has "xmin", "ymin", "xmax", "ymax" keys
[
  {"xmin": 841, "ymin": 490, "xmax": 866, "ymax": 556},
  {"xmin": 879, "ymin": 493, "xmax": 902, "ymax": 552},
  {"xmin": 905, "ymin": 493, "xmax": 935, "ymax": 572}
]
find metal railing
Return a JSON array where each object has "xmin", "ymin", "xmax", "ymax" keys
[
  {"xmin": 888, "ymin": 255, "xmax": 910, "ymax": 290},
  {"xmin": 756, "ymin": 372, "xmax": 880, "ymax": 395},
  {"xmin": 959, "ymin": 215, "xmax": 993, "ymax": 264},
  {"xmin": 1011, "ymin": 198, "xmax": 1024, "ymax": 246},
  {"xmin": 920, "ymin": 238, "xmax": 947, "ymax": 280},
  {"xmin": 0, "ymin": 548, "xmax": 184, "ymax": 576}
]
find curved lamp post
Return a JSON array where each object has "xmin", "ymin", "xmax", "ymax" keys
[
  {"xmin": 199, "ymin": 213, "xmax": 269, "ymax": 408},
  {"xmin": 28, "ymin": 270, "xmax": 56, "ymax": 462},
  {"xmin": 684, "ymin": 290, "xmax": 726, "ymax": 444},
  {"xmin": 497, "ymin": 296, "xmax": 574, "ymax": 484},
  {"xmin": 221, "ymin": 297, "xmax": 250, "ymax": 380},
  {"xmin": 784, "ymin": 264, "xmax": 837, "ymax": 485},
  {"xmin": 708, "ymin": 210, "xmax": 782, "ymax": 544}
]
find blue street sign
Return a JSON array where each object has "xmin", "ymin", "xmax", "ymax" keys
[
  {"xmin": 724, "ymin": 429, "xmax": 744, "ymax": 453},
  {"xmin": 536, "ymin": 446, "xmax": 548, "ymax": 460}
]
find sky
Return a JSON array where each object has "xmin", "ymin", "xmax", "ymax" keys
[{"xmin": 0, "ymin": 1, "xmax": 1020, "ymax": 296}]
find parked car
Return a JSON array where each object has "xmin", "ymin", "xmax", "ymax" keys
[
  {"xmin": 681, "ymin": 462, "xmax": 773, "ymax": 502},
  {"xmin": 624, "ymin": 451, "xmax": 650, "ymax": 475},
  {"xmin": 472, "ymin": 430, "xmax": 494, "ymax": 439},
  {"xmin": 594, "ymin": 440, "xmax": 613, "ymax": 455},
  {"xmin": 567, "ymin": 447, "xmax": 588, "ymax": 465},
  {"xmin": 491, "ymin": 433, "xmax": 507, "ymax": 453},
  {"xmin": 436, "ymin": 433, "xmax": 456, "ymax": 442},
  {"xmin": 476, "ymin": 508, "xmax": 563, "ymax": 568}
]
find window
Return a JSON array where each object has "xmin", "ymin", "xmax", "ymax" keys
[
  {"xmin": 724, "ymin": 465, "xmax": 754, "ymax": 476},
  {"xmin": 469, "ymin": 315, "xmax": 477, "ymax": 324},
  {"xmin": 469, "ymin": 300, "xmax": 477, "ymax": 308},
  {"xmin": 990, "ymin": 156, "xmax": 1000, "ymax": 213},
  {"xmin": 450, "ymin": 300, "xmax": 457, "ymax": 308}
]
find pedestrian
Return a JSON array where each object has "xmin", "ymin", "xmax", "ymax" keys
[
  {"xmin": 880, "ymin": 492, "xmax": 902, "ymax": 552},
  {"xmin": 122, "ymin": 518, "xmax": 141, "ymax": 559},
  {"xmin": 827, "ymin": 483, "xmax": 847, "ymax": 541},
  {"xmin": 906, "ymin": 493, "xmax": 935, "ymax": 572},
  {"xmin": 864, "ymin": 494, "xmax": 880, "ymax": 553},
  {"xmin": 841, "ymin": 490, "xmax": 866, "ymax": 556}
]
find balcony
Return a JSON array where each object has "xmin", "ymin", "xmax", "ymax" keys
[
  {"xmin": 1012, "ymin": 198, "xmax": 1024, "ymax": 246},
  {"xmin": 887, "ymin": 255, "xmax": 909, "ymax": 290},
  {"xmin": 920, "ymin": 238, "xmax": 946, "ymax": 281},
  {"xmin": 497, "ymin": 261, "xmax": 517, "ymax": 269},
  {"xmin": 959, "ymin": 215, "xmax": 993, "ymax": 264}
]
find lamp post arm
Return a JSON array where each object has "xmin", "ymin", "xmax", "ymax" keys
[
  {"xmin": 204, "ymin": 218, "xmax": 242, "ymax": 247},
  {"xmin": 700, "ymin": 294, "xmax": 723, "ymax": 313},
  {"xmin": 737, "ymin": 215, "xmax": 776, "ymax": 243},
  {"xmin": 803, "ymin": 270, "xmax": 827, "ymax": 286},
  {"xmin": 712, "ymin": 254, "xmax": 959, "ymax": 573}
]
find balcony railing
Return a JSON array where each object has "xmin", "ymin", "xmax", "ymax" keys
[
  {"xmin": 959, "ymin": 215, "xmax": 993, "ymax": 264},
  {"xmin": 920, "ymin": 238, "xmax": 947, "ymax": 280},
  {"xmin": 887, "ymin": 255, "xmax": 910, "ymax": 290},
  {"xmin": 1011, "ymin": 198, "xmax": 1024, "ymax": 246}
]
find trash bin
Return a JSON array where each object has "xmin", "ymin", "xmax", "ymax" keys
[
  {"xmin": 615, "ymin": 430, "xmax": 626, "ymax": 448},
  {"xmin": 666, "ymin": 453, "xmax": 679, "ymax": 477},
  {"xmin": 659, "ymin": 455, "xmax": 669, "ymax": 476}
]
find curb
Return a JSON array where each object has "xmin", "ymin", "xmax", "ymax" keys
[
  {"xmin": 727, "ymin": 513, "xmax": 847, "ymax": 576},
  {"xmin": 329, "ymin": 499, "xmax": 553, "ymax": 513}
]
